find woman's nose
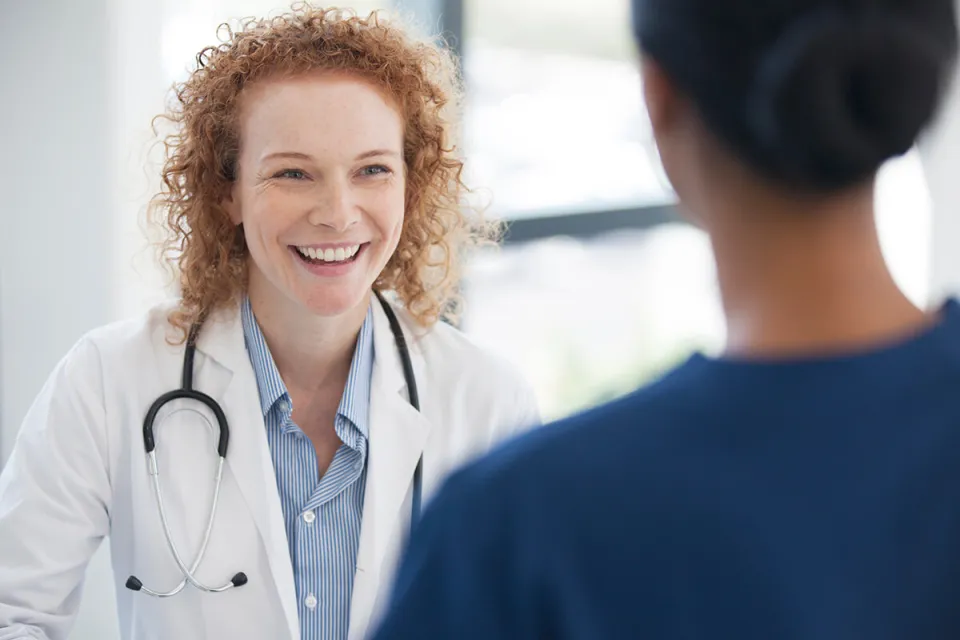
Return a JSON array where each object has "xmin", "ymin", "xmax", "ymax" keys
[{"xmin": 307, "ymin": 182, "xmax": 360, "ymax": 231}]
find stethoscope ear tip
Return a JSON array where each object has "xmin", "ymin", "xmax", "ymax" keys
[
  {"xmin": 125, "ymin": 576, "xmax": 144, "ymax": 592},
  {"xmin": 231, "ymin": 572, "xmax": 248, "ymax": 587}
]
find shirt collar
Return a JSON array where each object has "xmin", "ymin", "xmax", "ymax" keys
[
  {"xmin": 241, "ymin": 297, "xmax": 287, "ymax": 418},
  {"xmin": 339, "ymin": 305, "xmax": 374, "ymax": 440},
  {"xmin": 240, "ymin": 296, "xmax": 374, "ymax": 440}
]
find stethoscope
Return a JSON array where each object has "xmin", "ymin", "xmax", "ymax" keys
[{"xmin": 125, "ymin": 291, "xmax": 423, "ymax": 598}]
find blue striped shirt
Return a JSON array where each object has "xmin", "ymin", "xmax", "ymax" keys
[{"xmin": 241, "ymin": 297, "xmax": 374, "ymax": 640}]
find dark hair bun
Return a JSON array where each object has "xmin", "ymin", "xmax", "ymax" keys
[{"xmin": 748, "ymin": 9, "xmax": 950, "ymax": 189}]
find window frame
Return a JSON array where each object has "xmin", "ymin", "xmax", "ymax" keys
[{"xmin": 393, "ymin": 0, "xmax": 681, "ymax": 246}]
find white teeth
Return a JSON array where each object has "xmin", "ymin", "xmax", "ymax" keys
[{"xmin": 296, "ymin": 244, "xmax": 361, "ymax": 263}]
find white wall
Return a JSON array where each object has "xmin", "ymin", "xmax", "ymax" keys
[
  {"xmin": 111, "ymin": 0, "xmax": 171, "ymax": 322},
  {"xmin": 0, "ymin": 2, "xmax": 115, "ymax": 461},
  {"xmin": 0, "ymin": 1, "xmax": 168, "ymax": 637},
  {"xmin": 0, "ymin": 2, "xmax": 119, "ymax": 638}
]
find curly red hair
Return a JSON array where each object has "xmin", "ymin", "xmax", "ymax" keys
[{"xmin": 151, "ymin": 3, "xmax": 497, "ymax": 340}]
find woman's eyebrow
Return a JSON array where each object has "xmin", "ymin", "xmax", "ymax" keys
[
  {"xmin": 354, "ymin": 149, "xmax": 401, "ymax": 161},
  {"xmin": 260, "ymin": 150, "xmax": 314, "ymax": 163}
]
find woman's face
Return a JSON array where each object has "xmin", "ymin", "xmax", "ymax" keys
[{"xmin": 226, "ymin": 71, "xmax": 406, "ymax": 318}]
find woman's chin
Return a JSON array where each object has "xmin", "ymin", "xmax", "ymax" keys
[{"xmin": 295, "ymin": 287, "xmax": 372, "ymax": 319}]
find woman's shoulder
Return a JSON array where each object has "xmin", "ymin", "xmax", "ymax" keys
[
  {"xmin": 402, "ymin": 309, "xmax": 526, "ymax": 384},
  {"xmin": 397, "ymin": 307, "xmax": 539, "ymax": 423},
  {"xmin": 32, "ymin": 299, "xmax": 187, "ymax": 402},
  {"xmin": 77, "ymin": 298, "xmax": 186, "ymax": 363}
]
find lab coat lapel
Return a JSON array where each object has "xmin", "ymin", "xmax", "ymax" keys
[
  {"xmin": 350, "ymin": 299, "xmax": 433, "ymax": 635},
  {"xmin": 194, "ymin": 307, "xmax": 299, "ymax": 640}
]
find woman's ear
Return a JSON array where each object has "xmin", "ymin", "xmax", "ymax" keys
[
  {"xmin": 640, "ymin": 55, "xmax": 681, "ymax": 141},
  {"xmin": 222, "ymin": 185, "xmax": 241, "ymax": 225}
]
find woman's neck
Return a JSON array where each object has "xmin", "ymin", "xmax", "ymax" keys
[
  {"xmin": 707, "ymin": 187, "xmax": 929, "ymax": 359},
  {"xmin": 246, "ymin": 274, "xmax": 370, "ymax": 394}
]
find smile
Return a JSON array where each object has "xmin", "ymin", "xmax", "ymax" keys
[{"xmin": 293, "ymin": 244, "xmax": 362, "ymax": 264}]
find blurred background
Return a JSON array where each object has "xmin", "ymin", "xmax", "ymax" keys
[{"xmin": 3, "ymin": 0, "xmax": 960, "ymax": 636}]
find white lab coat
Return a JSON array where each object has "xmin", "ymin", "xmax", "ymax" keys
[{"xmin": 0, "ymin": 298, "xmax": 540, "ymax": 640}]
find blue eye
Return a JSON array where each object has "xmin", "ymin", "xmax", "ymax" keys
[
  {"xmin": 275, "ymin": 169, "xmax": 307, "ymax": 180},
  {"xmin": 360, "ymin": 165, "xmax": 391, "ymax": 177}
]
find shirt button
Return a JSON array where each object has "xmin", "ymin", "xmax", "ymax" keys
[
  {"xmin": 305, "ymin": 593, "xmax": 318, "ymax": 610},
  {"xmin": 278, "ymin": 399, "xmax": 291, "ymax": 413},
  {"xmin": 302, "ymin": 510, "xmax": 316, "ymax": 524}
]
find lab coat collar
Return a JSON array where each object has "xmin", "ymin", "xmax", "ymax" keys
[
  {"xmin": 349, "ymin": 296, "xmax": 434, "ymax": 636},
  {"xmin": 193, "ymin": 301, "xmax": 251, "ymax": 379}
]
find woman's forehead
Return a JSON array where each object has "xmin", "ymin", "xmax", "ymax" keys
[{"xmin": 236, "ymin": 72, "xmax": 405, "ymax": 158}]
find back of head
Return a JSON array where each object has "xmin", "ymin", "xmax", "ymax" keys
[{"xmin": 631, "ymin": 0, "xmax": 959, "ymax": 191}]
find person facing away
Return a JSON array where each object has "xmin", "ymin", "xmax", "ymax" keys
[
  {"xmin": 0, "ymin": 5, "xmax": 540, "ymax": 640},
  {"xmin": 370, "ymin": 0, "xmax": 960, "ymax": 638}
]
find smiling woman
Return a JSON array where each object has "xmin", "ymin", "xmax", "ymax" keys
[
  {"xmin": 154, "ymin": 8, "xmax": 489, "ymax": 334},
  {"xmin": 223, "ymin": 72, "xmax": 408, "ymax": 322},
  {"xmin": 0, "ymin": 5, "xmax": 540, "ymax": 640}
]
